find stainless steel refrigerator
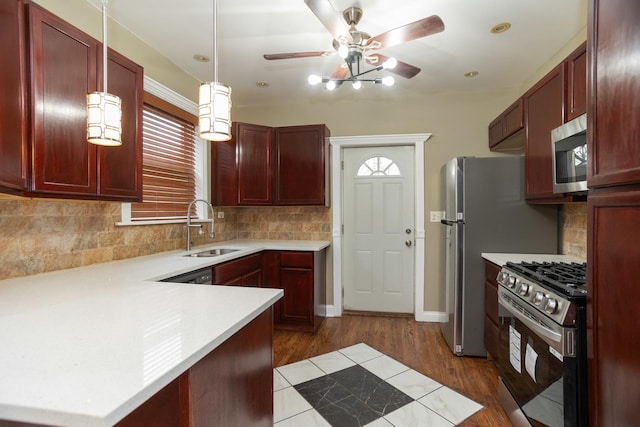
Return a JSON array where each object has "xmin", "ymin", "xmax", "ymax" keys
[{"xmin": 440, "ymin": 156, "xmax": 558, "ymax": 356}]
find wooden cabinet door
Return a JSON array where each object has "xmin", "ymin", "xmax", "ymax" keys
[
  {"xmin": 97, "ymin": 48, "xmax": 143, "ymax": 200},
  {"xmin": 524, "ymin": 64, "xmax": 567, "ymax": 201},
  {"xmin": 488, "ymin": 117, "xmax": 503, "ymax": 148},
  {"xmin": 503, "ymin": 98, "xmax": 524, "ymax": 138},
  {"xmin": 566, "ymin": 42, "xmax": 587, "ymax": 122},
  {"xmin": 587, "ymin": 189, "xmax": 640, "ymax": 427},
  {"xmin": 211, "ymin": 127, "xmax": 238, "ymax": 206},
  {"xmin": 274, "ymin": 125, "xmax": 329, "ymax": 206},
  {"xmin": 237, "ymin": 123, "xmax": 273, "ymax": 205},
  {"xmin": 278, "ymin": 252, "xmax": 314, "ymax": 325},
  {"xmin": 483, "ymin": 261, "xmax": 501, "ymax": 361},
  {"xmin": 589, "ymin": 0, "xmax": 640, "ymax": 188},
  {"xmin": 29, "ymin": 4, "xmax": 99, "ymax": 196},
  {"xmin": 0, "ymin": 0, "xmax": 28, "ymax": 194}
]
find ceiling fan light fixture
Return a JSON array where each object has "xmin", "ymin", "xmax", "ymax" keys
[
  {"xmin": 326, "ymin": 80, "xmax": 337, "ymax": 90},
  {"xmin": 308, "ymin": 74, "xmax": 323, "ymax": 85},
  {"xmin": 87, "ymin": 0, "xmax": 122, "ymax": 147},
  {"xmin": 352, "ymin": 80, "xmax": 362, "ymax": 90},
  {"xmin": 198, "ymin": 0, "xmax": 232, "ymax": 142},
  {"xmin": 382, "ymin": 76, "xmax": 395, "ymax": 87},
  {"xmin": 382, "ymin": 57, "xmax": 398, "ymax": 70}
]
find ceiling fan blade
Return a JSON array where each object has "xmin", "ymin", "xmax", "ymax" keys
[
  {"xmin": 263, "ymin": 51, "xmax": 334, "ymax": 60},
  {"xmin": 304, "ymin": 0, "xmax": 352, "ymax": 42},
  {"xmin": 367, "ymin": 15, "xmax": 444, "ymax": 49},
  {"xmin": 367, "ymin": 54, "xmax": 421, "ymax": 79},
  {"xmin": 331, "ymin": 64, "xmax": 349, "ymax": 79}
]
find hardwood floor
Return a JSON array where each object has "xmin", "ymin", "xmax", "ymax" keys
[{"xmin": 274, "ymin": 314, "xmax": 511, "ymax": 426}]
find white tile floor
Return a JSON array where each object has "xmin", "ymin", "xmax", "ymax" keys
[{"xmin": 274, "ymin": 343, "xmax": 483, "ymax": 426}]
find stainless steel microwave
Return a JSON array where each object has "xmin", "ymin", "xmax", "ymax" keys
[{"xmin": 551, "ymin": 113, "xmax": 587, "ymax": 194}]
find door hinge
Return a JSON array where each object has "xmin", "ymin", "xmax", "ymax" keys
[
  {"xmin": 341, "ymin": 160, "xmax": 344, "ymax": 170},
  {"xmin": 341, "ymin": 224, "xmax": 344, "ymax": 234}
]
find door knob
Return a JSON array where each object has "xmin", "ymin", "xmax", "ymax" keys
[{"xmin": 405, "ymin": 240, "xmax": 413, "ymax": 247}]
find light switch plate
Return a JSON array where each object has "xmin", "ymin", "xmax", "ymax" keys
[
  {"xmin": 217, "ymin": 211, "xmax": 224, "ymax": 219},
  {"xmin": 429, "ymin": 211, "xmax": 444, "ymax": 222}
]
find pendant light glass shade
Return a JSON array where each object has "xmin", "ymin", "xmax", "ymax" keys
[
  {"xmin": 87, "ymin": 91, "xmax": 122, "ymax": 146},
  {"xmin": 198, "ymin": 0, "xmax": 232, "ymax": 142},
  {"xmin": 198, "ymin": 81, "xmax": 232, "ymax": 141},
  {"xmin": 87, "ymin": 0, "xmax": 122, "ymax": 146}
]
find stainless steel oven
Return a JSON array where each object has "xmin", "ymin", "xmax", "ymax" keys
[{"xmin": 496, "ymin": 262, "xmax": 588, "ymax": 427}]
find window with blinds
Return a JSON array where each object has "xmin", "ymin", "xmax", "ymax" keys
[{"xmin": 130, "ymin": 104, "xmax": 199, "ymax": 221}]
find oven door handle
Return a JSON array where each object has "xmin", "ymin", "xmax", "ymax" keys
[{"xmin": 498, "ymin": 291, "xmax": 562, "ymax": 344}]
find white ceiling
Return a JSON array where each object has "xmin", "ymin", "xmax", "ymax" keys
[{"xmin": 85, "ymin": 0, "xmax": 587, "ymax": 107}]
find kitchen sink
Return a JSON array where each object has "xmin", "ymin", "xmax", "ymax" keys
[{"xmin": 183, "ymin": 248, "xmax": 240, "ymax": 257}]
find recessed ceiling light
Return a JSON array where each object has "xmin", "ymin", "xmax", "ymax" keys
[
  {"xmin": 464, "ymin": 71, "xmax": 479, "ymax": 78},
  {"xmin": 490, "ymin": 22, "xmax": 511, "ymax": 34},
  {"xmin": 193, "ymin": 54, "xmax": 210, "ymax": 63},
  {"xmin": 256, "ymin": 81, "xmax": 270, "ymax": 88}
]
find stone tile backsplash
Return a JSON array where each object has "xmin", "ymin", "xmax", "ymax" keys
[
  {"xmin": 0, "ymin": 198, "xmax": 331, "ymax": 280},
  {"xmin": 0, "ymin": 196, "xmax": 582, "ymax": 280},
  {"xmin": 560, "ymin": 202, "xmax": 587, "ymax": 259}
]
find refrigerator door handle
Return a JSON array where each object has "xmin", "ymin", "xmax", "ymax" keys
[{"xmin": 440, "ymin": 219, "xmax": 465, "ymax": 226}]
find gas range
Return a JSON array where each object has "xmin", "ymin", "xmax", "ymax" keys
[{"xmin": 497, "ymin": 261, "xmax": 587, "ymax": 326}]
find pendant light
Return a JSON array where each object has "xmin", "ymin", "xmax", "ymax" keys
[
  {"xmin": 198, "ymin": 0, "xmax": 232, "ymax": 141},
  {"xmin": 87, "ymin": 0, "xmax": 122, "ymax": 146}
]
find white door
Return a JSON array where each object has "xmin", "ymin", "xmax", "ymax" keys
[{"xmin": 342, "ymin": 146, "xmax": 415, "ymax": 313}]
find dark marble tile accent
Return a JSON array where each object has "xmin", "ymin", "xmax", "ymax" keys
[{"xmin": 295, "ymin": 365, "xmax": 413, "ymax": 426}]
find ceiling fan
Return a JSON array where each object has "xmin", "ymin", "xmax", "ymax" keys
[{"xmin": 263, "ymin": 0, "xmax": 445, "ymax": 84}]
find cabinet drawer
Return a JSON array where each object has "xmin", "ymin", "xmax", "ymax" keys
[
  {"xmin": 484, "ymin": 314, "xmax": 499, "ymax": 361},
  {"xmin": 279, "ymin": 251, "xmax": 313, "ymax": 268},
  {"xmin": 485, "ymin": 280, "xmax": 499, "ymax": 325},
  {"xmin": 214, "ymin": 253, "xmax": 263, "ymax": 284}
]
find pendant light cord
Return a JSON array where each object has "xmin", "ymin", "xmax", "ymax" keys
[
  {"xmin": 102, "ymin": 0, "xmax": 108, "ymax": 94},
  {"xmin": 213, "ymin": 0, "xmax": 218, "ymax": 84}
]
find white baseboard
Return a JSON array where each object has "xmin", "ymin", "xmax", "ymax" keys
[
  {"xmin": 324, "ymin": 305, "xmax": 446, "ymax": 323},
  {"xmin": 415, "ymin": 311, "xmax": 447, "ymax": 323}
]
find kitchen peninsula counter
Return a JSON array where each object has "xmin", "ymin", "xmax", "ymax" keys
[{"xmin": 0, "ymin": 239, "xmax": 329, "ymax": 427}]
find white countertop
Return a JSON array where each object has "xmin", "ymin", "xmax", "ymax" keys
[
  {"xmin": 482, "ymin": 252, "xmax": 586, "ymax": 266},
  {"xmin": 0, "ymin": 239, "xmax": 329, "ymax": 427}
]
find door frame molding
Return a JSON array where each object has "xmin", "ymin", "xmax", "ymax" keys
[{"xmin": 329, "ymin": 134, "xmax": 432, "ymax": 320}]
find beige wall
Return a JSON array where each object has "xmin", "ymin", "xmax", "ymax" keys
[{"xmin": 5, "ymin": 1, "xmax": 588, "ymax": 314}]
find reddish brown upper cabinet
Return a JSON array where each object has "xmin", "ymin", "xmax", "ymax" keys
[
  {"xmin": 0, "ymin": 0, "xmax": 28, "ymax": 195},
  {"xmin": 566, "ymin": 42, "xmax": 587, "ymax": 122},
  {"xmin": 523, "ymin": 64, "xmax": 569, "ymax": 202},
  {"xmin": 589, "ymin": 0, "xmax": 640, "ymax": 188},
  {"xmin": 0, "ymin": 2, "xmax": 143, "ymax": 201},
  {"xmin": 488, "ymin": 98, "xmax": 525, "ymax": 151},
  {"xmin": 274, "ymin": 125, "xmax": 330, "ymax": 206},
  {"xmin": 211, "ymin": 122, "xmax": 330, "ymax": 207}
]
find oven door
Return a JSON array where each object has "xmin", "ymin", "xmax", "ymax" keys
[{"xmin": 497, "ymin": 291, "xmax": 575, "ymax": 427}]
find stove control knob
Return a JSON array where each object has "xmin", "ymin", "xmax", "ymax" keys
[
  {"xmin": 517, "ymin": 281, "xmax": 530, "ymax": 296},
  {"xmin": 507, "ymin": 276, "xmax": 517, "ymax": 288},
  {"xmin": 533, "ymin": 291, "xmax": 545, "ymax": 306},
  {"xmin": 544, "ymin": 298, "xmax": 559, "ymax": 314}
]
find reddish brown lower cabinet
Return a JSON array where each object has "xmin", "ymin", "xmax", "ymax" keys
[
  {"xmin": 213, "ymin": 253, "xmax": 263, "ymax": 286},
  {"xmin": 587, "ymin": 189, "xmax": 640, "ymax": 427},
  {"xmin": 263, "ymin": 250, "xmax": 326, "ymax": 333},
  {"xmin": 483, "ymin": 261, "xmax": 500, "ymax": 362},
  {"xmin": 2, "ymin": 309, "xmax": 274, "ymax": 427}
]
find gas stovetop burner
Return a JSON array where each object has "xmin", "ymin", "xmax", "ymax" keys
[{"xmin": 505, "ymin": 261, "xmax": 587, "ymax": 298}]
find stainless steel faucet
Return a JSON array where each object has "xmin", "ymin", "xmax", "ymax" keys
[{"xmin": 186, "ymin": 199, "xmax": 215, "ymax": 251}]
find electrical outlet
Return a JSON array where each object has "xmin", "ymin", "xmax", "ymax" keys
[
  {"xmin": 430, "ymin": 211, "xmax": 444, "ymax": 222},
  {"xmin": 217, "ymin": 211, "xmax": 224, "ymax": 219}
]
